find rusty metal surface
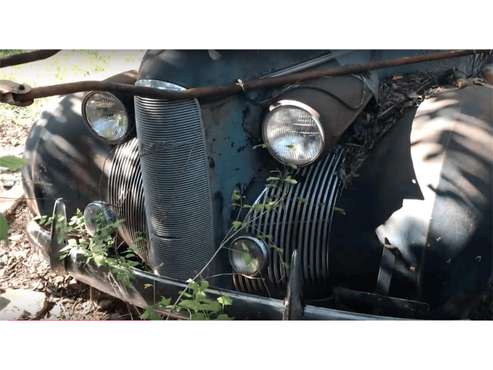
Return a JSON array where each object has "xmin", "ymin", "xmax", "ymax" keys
[{"xmin": 0, "ymin": 80, "xmax": 32, "ymax": 106}]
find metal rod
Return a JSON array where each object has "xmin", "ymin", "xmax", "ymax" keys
[
  {"xmin": 0, "ymin": 50, "xmax": 60, "ymax": 69},
  {"xmin": 3, "ymin": 50, "xmax": 489, "ymax": 105}
]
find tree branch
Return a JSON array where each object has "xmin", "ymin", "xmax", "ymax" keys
[{"xmin": 0, "ymin": 50, "xmax": 60, "ymax": 69}]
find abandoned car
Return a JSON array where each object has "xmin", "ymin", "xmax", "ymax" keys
[{"xmin": 8, "ymin": 50, "xmax": 493, "ymax": 319}]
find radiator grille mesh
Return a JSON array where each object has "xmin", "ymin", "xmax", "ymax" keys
[{"xmin": 134, "ymin": 80, "xmax": 215, "ymax": 279}]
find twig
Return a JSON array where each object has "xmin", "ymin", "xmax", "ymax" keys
[
  {"xmin": 165, "ymin": 189, "xmax": 290, "ymax": 319},
  {"xmin": 0, "ymin": 50, "xmax": 60, "ymax": 69}
]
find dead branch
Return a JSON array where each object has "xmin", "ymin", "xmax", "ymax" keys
[{"xmin": 0, "ymin": 50, "xmax": 60, "ymax": 69}]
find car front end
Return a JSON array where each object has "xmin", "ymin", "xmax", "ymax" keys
[{"xmin": 21, "ymin": 50, "xmax": 493, "ymax": 319}]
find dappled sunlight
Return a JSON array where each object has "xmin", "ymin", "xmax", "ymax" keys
[
  {"xmin": 374, "ymin": 86, "xmax": 493, "ymax": 311},
  {"xmin": 0, "ymin": 50, "xmax": 145, "ymax": 87}
]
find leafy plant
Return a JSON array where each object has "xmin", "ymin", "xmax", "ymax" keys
[
  {"xmin": 0, "ymin": 214, "xmax": 8, "ymax": 241},
  {"xmin": 0, "ymin": 155, "xmax": 26, "ymax": 172},
  {"xmin": 0, "ymin": 155, "xmax": 28, "ymax": 241},
  {"xmin": 141, "ymin": 279, "xmax": 233, "ymax": 320},
  {"xmin": 36, "ymin": 209, "xmax": 142, "ymax": 288}
]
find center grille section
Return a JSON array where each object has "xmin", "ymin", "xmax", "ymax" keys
[
  {"xmin": 134, "ymin": 80, "xmax": 215, "ymax": 279},
  {"xmin": 233, "ymin": 148, "xmax": 345, "ymax": 297}
]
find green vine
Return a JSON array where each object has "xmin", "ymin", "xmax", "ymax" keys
[
  {"xmin": 35, "ymin": 210, "xmax": 142, "ymax": 288},
  {"xmin": 0, "ymin": 155, "xmax": 26, "ymax": 241},
  {"xmin": 141, "ymin": 279, "xmax": 233, "ymax": 320}
]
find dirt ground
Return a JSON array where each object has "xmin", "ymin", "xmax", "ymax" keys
[
  {"xmin": 0, "ymin": 202, "xmax": 141, "ymax": 320},
  {"xmin": 0, "ymin": 51, "xmax": 145, "ymax": 320}
]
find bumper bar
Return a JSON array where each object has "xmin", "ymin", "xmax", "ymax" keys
[{"xmin": 26, "ymin": 200, "xmax": 391, "ymax": 320}]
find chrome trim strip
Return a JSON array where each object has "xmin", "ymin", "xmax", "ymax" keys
[
  {"xmin": 135, "ymin": 79, "xmax": 186, "ymax": 92},
  {"xmin": 260, "ymin": 51, "xmax": 354, "ymax": 79}
]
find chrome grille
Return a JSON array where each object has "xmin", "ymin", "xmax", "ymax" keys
[
  {"xmin": 134, "ymin": 80, "xmax": 215, "ymax": 279},
  {"xmin": 107, "ymin": 138, "xmax": 148, "ymax": 262},
  {"xmin": 234, "ymin": 148, "xmax": 345, "ymax": 296}
]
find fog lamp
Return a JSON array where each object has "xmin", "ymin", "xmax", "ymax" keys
[
  {"xmin": 83, "ymin": 201, "xmax": 116, "ymax": 236},
  {"xmin": 229, "ymin": 236, "xmax": 269, "ymax": 276}
]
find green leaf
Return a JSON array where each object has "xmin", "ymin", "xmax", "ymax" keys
[
  {"xmin": 178, "ymin": 299, "xmax": 202, "ymax": 312},
  {"xmin": 252, "ymin": 143, "xmax": 267, "ymax": 150},
  {"xmin": 268, "ymin": 243, "xmax": 283, "ymax": 255},
  {"xmin": 216, "ymin": 313, "xmax": 232, "ymax": 320},
  {"xmin": 158, "ymin": 297, "xmax": 172, "ymax": 307},
  {"xmin": 198, "ymin": 301, "xmax": 222, "ymax": 313},
  {"xmin": 190, "ymin": 312, "xmax": 208, "ymax": 320},
  {"xmin": 196, "ymin": 290, "xmax": 207, "ymax": 299},
  {"xmin": 287, "ymin": 163, "xmax": 298, "ymax": 170},
  {"xmin": 231, "ymin": 189, "xmax": 242, "ymax": 203},
  {"xmin": 141, "ymin": 306, "xmax": 161, "ymax": 320},
  {"xmin": 283, "ymin": 176, "xmax": 298, "ymax": 185},
  {"xmin": 217, "ymin": 295, "xmax": 233, "ymax": 307},
  {"xmin": 334, "ymin": 207, "xmax": 346, "ymax": 216},
  {"xmin": 0, "ymin": 214, "xmax": 8, "ymax": 241},
  {"xmin": 93, "ymin": 254, "xmax": 105, "ymax": 267},
  {"xmin": 231, "ymin": 220, "xmax": 243, "ymax": 231},
  {"xmin": 0, "ymin": 155, "xmax": 26, "ymax": 172}
]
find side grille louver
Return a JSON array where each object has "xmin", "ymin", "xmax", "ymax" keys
[
  {"xmin": 107, "ymin": 138, "xmax": 148, "ymax": 262},
  {"xmin": 234, "ymin": 148, "xmax": 345, "ymax": 297}
]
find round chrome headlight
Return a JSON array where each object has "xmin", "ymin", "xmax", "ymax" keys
[
  {"xmin": 229, "ymin": 236, "xmax": 269, "ymax": 276},
  {"xmin": 83, "ymin": 92, "xmax": 129, "ymax": 142},
  {"xmin": 262, "ymin": 100, "xmax": 325, "ymax": 166}
]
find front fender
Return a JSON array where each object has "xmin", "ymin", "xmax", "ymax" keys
[
  {"xmin": 333, "ymin": 84, "xmax": 493, "ymax": 318},
  {"xmin": 23, "ymin": 93, "xmax": 112, "ymax": 217},
  {"xmin": 22, "ymin": 70, "xmax": 137, "ymax": 217}
]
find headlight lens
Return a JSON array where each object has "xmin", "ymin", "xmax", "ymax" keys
[
  {"xmin": 262, "ymin": 100, "xmax": 325, "ymax": 166},
  {"xmin": 83, "ymin": 92, "xmax": 129, "ymax": 142},
  {"xmin": 229, "ymin": 236, "xmax": 269, "ymax": 276}
]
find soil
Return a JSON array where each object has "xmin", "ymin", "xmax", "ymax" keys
[{"xmin": 0, "ymin": 201, "xmax": 140, "ymax": 320}]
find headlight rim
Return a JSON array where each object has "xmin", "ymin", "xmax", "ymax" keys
[
  {"xmin": 262, "ymin": 99, "xmax": 326, "ymax": 167},
  {"xmin": 228, "ymin": 235, "xmax": 269, "ymax": 277},
  {"xmin": 82, "ymin": 91, "xmax": 131, "ymax": 145}
]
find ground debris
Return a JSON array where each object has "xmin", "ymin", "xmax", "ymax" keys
[
  {"xmin": 0, "ymin": 201, "xmax": 134, "ymax": 320},
  {"xmin": 0, "ymin": 288, "xmax": 47, "ymax": 320}
]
